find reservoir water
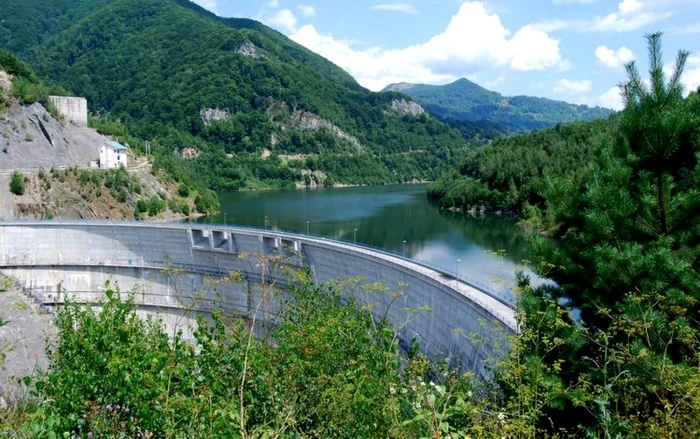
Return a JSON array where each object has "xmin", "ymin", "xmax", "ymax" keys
[{"xmin": 200, "ymin": 184, "xmax": 532, "ymax": 303}]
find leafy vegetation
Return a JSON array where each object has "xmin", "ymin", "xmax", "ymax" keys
[
  {"xmin": 514, "ymin": 33, "xmax": 700, "ymax": 436},
  {"xmin": 9, "ymin": 170, "xmax": 24, "ymax": 195},
  {"xmin": 386, "ymin": 78, "xmax": 614, "ymax": 135},
  {"xmin": 428, "ymin": 118, "xmax": 616, "ymax": 213},
  {"xmin": 0, "ymin": 48, "xmax": 67, "ymax": 115}
]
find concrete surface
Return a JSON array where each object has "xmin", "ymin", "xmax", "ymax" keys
[
  {"xmin": 0, "ymin": 221, "xmax": 516, "ymax": 379},
  {"xmin": 48, "ymin": 96, "xmax": 88, "ymax": 127}
]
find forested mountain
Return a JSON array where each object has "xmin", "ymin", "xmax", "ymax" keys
[
  {"xmin": 384, "ymin": 78, "xmax": 614, "ymax": 134},
  {"xmin": 427, "ymin": 118, "xmax": 618, "ymax": 213},
  {"xmin": 0, "ymin": 0, "xmax": 467, "ymax": 189}
]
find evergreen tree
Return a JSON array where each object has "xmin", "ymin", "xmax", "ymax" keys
[{"xmin": 521, "ymin": 32, "xmax": 700, "ymax": 436}]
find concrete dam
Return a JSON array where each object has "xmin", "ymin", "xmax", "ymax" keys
[{"xmin": 0, "ymin": 221, "xmax": 516, "ymax": 378}]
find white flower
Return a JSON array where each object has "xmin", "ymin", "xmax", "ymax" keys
[
  {"xmin": 429, "ymin": 381, "xmax": 436, "ymax": 387},
  {"xmin": 389, "ymin": 387, "xmax": 396, "ymax": 394},
  {"xmin": 498, "ymin": 412, "xmax": 506, "ymax": 422},
  {"xmin": 467, "ymin": 391, "xmax": 473, "ymax": 398}
]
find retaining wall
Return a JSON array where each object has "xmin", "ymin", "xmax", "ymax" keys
[
  {"xmin": 0, "ymin": 221, "xmax": 516, "ymax": 378},
  {"xmin": 48, "ymin": 96, "xmax": 88, "ymax": 126}
]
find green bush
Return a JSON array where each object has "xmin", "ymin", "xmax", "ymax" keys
[{"xmin": 9, "ymin": 170, "xmax": 24, "ymax": 195}]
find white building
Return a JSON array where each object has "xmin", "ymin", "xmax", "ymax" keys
[{"xmin": 99, "ymin": 141, "xmax": 128, "ymax": 169}]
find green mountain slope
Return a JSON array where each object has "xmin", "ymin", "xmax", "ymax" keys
[
  {"xmin": 384, "ymin": 78, "xmax": 614, "ymax": 134},
  {"xmin": 427, "ymin": 118, "xmax": 618, "ymax": 213},
  {"xmin": 0, "ymin": 0, "xmax": 466, "ymax": 189}
]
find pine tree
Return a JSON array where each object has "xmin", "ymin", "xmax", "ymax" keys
[{"xmin": 520, "ymin": 33, "xmax": 700, "ymax": 435}]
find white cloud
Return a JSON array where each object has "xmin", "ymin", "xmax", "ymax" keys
[
  {"xmin": 268, "ymin": 9, "xmax": 298, "ymax": 33},
  {"xmin": 618, "ymin": 0, "xmax": 642, "ymax": 14},
  {"xmin": 537, "ymin": 0, "xmax": 675, "ymax": 32},
  {"xmin": 679, "ymin": 54, "xmax": 700, "ymax": 93},
  {"xmin": 579, "ymin": 86, "xmax": 624, "ymax": 110},
  {"xmin": 371, "ymin": 3, "xmax": 419, "ymax": 14},
  {"xmin": 595, "ymin": 45, "xmax": 635, "ymax": 68},
  {"xmin": 484, "ymin": 75, "xmax": 506, "ymax": 88},
  {"xmin": 298, "ymin": 4, "xmax": 316, "ymax": 17},
  {"xmin": 192, "ymin": 0, "xmax": 218, "ymax": 14},
  {"xmin": 291, "ymin": 2, "xmax": 566, "ymax": 91},
  {"xmin": 672, "ymin": 23, "xmax": 700, "ymax": 34},
  {"xmin": 267, "ymin": 0, "xmax": 280, "ymax": 8},
  {"xmin": 553, "ymin": 79, "xmax": 592, "ymax": 94},
  {"xmin": 596, "ymin": 86, "xmax": 624, "ymax": 110}
]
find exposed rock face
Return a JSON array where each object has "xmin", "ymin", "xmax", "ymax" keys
[
  {"xmin": 290, "ymin": 110, "xmax": 363, "ymax": 151},
  {"xmin": 236, "ymin": 41, "xmax": 264, "ymax": 59},
  {"xmin": 383, "ymin": 82, "xmax": 416, "ymax": 92},
  {"xmin": 390, "ymin": 98, "xmax": 425, "ymax": 116},
  {"xmin": 200, "ymin": 107, "xmax": 230, "ymax": 126},
  {"xmin": 266, "ymin": 100, "xmax": 363, "ymax": 152},
  {"xmin": 0, "ymin": 102, "xmax": 104, "ymax": 171},
  {"xmin": 181, "ymin": 147, "xmax": 199, "ymax": 158}
]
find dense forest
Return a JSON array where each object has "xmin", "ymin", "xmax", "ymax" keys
[
  {"xmin": 385, "ymin": 78, "xmax": 614, "ymax": 134},
  {"xmin": 427, "ymin": 117, "xmax": 618, "ymax": 213},
  {"xmin": 0, "ymin": 0, "xmax": 467, "ymax": 189}
]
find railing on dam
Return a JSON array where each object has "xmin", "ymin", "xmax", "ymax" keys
[
  {"xmin": 0, "ymin": 220, "xmax": 517, "ymax": 378},
  {"xmin": 209, "ymin": 222, "xmax": 516, "ymax": 310}
]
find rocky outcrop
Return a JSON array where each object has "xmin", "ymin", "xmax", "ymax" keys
[
  {"xmin": 383, "ymin": 82, "xmax": 416, "ymax": 93},
  {"xmin": 200, "ymin": 107, "xmax": 230, "ymax": 126},
  {"xmin": 390, "ymin": 98, "xmax": 425, "ymax": 116},
  {"xmin": 236, "ymin": 41, "xmax": 265, "ymax": 59},
  {"xmin": 0, "ymin": 101, "xmax": 104, "ymax": 171},
  {"xmin": 266, "ymin": 100, "xmax": 364, "ymax": 152}
]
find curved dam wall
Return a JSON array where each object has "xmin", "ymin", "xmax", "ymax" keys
[{"xmin": 0, "ymin": 221, "xmax": 516, "ymax": 378}]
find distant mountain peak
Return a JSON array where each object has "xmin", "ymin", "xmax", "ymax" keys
[
  {"xmin": 383, "ymin": 82, "xmax": 417, "ymax": 92},
  {"xmin": 382, "ymin": 77, "xmax": 614, "ymax": 135}
]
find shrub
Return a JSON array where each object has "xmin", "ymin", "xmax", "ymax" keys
[{"xmin": 9, "ymin": 170, "xmax": 24, "ymax": 195}]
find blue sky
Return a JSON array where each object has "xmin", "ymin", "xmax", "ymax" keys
[{"xmin": 194, "ymin": 0, "xmax": 700, "ymax": 109}]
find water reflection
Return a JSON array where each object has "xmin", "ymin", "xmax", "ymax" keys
[{"xmin": 199, "ymin": 185, "xmax": 534, "ymax": 303}]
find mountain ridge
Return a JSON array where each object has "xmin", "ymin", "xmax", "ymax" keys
[{"xmin": 383, "ymin": 78, "xmax": 614, "ymax": 134}]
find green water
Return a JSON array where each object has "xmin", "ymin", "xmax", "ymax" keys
[{"xmin": 200, "ymin": 184, "xmax": 533, "ymax": 301}]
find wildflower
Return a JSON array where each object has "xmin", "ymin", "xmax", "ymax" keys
[
  {"xmin": 390, "ymin": 387, "xmax": 396, "ymax": 394},
  {"xmin": 498, "ymin": 412, "xmax": 506, "ymax": 422},
  {"xmin": 467, "ymin": 391, "xmax": 473, "ymax": 398}
]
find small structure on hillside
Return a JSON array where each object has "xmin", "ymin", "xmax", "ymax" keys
[
  {"xmin": 99, "ymin": 141, "xmax": 128, "ymax": 169},
  {"xmin": 49, "ymin": 96, "xmax": 88, "ymax": 126}
]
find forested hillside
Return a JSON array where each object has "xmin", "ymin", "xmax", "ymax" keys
[
  {"xmin": 427, "ymin": 117, "xmax": 617, "ymax": 213},
  {"xmin": 385, "ymin": 78, "xmax": 614, "ymax": 135},
  {"xmin": 0, "ymin": 0, "xmax": 467, "ymax": 190}
]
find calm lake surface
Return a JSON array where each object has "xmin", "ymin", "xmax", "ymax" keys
[{"xmin": 200, "ymin": 184, "xmax": 533, "ymax": 302}]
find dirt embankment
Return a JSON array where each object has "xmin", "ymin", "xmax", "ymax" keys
[{"xmin": 8, "ymin": 164, "xmax": 198, "ymax": 221}]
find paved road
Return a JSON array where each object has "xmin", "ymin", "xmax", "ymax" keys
[{"xmin": 0, "ymin": 174, "xmax": 14, "ymax": 220}]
